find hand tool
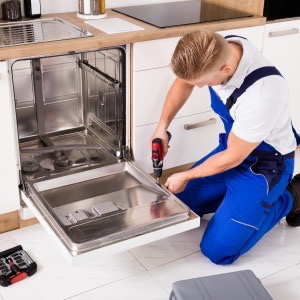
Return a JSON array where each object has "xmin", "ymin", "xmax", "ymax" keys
[{"xmin": 152, "ymin": 131, "xmax": 172, "ymax": 184}]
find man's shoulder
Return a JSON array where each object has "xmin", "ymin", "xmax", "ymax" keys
[{"xmin": 240, "ymin": 74, "xmax": 288, "ymax": 104}]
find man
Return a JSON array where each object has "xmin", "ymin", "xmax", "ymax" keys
[{"xmin": 151, "ymin": 30, "xmax": 300, "ymax": 265}]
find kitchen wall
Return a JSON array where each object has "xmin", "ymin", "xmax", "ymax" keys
[
  {"xmin": 0, "ymin": 0, "xmax": 187, "ymax": 17},
  {"xmin": 0, "ymin": 0, "xmax": 186, "ymax": 14},
  {"xmin": 0, "ymin": 1, "xmax": 264, "ymax": 16},
  {"xmin": 40, "ymin": 0, "xmax": 187, "ymax": 13},
  {"xmin": 42, "ymin": 0, "xmax": 264, "ymax": 15},
  {"xmin": 0, "ymin": 0, "xmax": 77, "ymax": 14},
  {"xmin": 107, "ymin": 0, "xmax": 189, "ymax": 8}
]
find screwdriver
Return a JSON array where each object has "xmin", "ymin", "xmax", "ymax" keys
[{"xmin": 152, "ymin": 131, "xmax": 172, "ymax": 184}]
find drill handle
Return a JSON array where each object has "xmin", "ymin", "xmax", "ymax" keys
[
  {"xmin": 151, "ymin": 131, "xmax": 172, "ymax": 160},
  {"xmin": 151, "ymin": 131, "xmax": 172, "ymax": 144}
]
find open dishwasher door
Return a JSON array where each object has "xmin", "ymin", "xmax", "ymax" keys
[
  {"xmin": 21, "ymin": 160, "xmax": 199, "ymax": 265},
  {"xmin": 10, "ymin": 46, "xmax": 200, "ymax": 265}
]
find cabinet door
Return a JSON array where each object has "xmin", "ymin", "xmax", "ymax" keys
[
  {"xmin": 133, "ymin": 37, "xmax": 180, "ymax": 71},
  {"xmin": 0, "ymin": 61, "xmax": 20, "ymax": 214},
  {"xmin": 217, "ymin": 25, "xmax": 265, "ymax": 51},
  {"xmin": 133, "ymin": 67, "xmax": 211, "ymax": 127},
  {"xmin": 133, "ymin": 111, "xmax": 223, "ymax": 173},
  {"xmin": 132, "ymin": 25, "xmax": 265, "ymax": 72},
  {"xmin": 263, "ymin": 20, "xmax": 300, "ymax": 131}
]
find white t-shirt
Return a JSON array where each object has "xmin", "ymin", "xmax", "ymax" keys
[{"xmin": 212, "ymin": 37, "xmax": 297, "ymax": 155}]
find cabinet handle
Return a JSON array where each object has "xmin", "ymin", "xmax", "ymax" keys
[
  {"xmin": 269, "ymin": 28, "xmax": 299, "ymax": 38},
  {"xmin": 184, "ymin": 118, "xmax": 216, "ymax": 130}
]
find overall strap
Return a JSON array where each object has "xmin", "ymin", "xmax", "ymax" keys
[
  {"xmin": 226, "ymin": 66, "xmax": 283, "ymax": 110},
  {"xmin": 292, "ymin": 126, "xmax": 300, "ymax": 146},
  {"xmin": 225, "ymin": 66, "xmax": 300, "ymax": 146},
  {"xmin": 224, "ymin": 35, "xmax": 247, "ymax": 40}
]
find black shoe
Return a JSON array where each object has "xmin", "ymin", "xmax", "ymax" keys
[{"xmin": 286, "ymin": 174, "xmax": 300, "ymax": 227}]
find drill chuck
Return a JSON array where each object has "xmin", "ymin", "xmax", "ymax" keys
[{"xmin": 153, "ymin": 167, "xmax": 163, "ymax": 178}]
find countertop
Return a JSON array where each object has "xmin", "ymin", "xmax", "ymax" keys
[{"xmin": 0, "ymin": 9, "xmax": 266, "ymax": 61}]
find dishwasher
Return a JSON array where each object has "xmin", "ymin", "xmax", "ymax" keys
[{"xmin": 9, "ymin": 46, "xmax": 200, "ymax": 265}]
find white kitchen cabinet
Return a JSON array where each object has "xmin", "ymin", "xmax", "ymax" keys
[
  {"xmin": 133, "ymin": 111, "xmax": 223, "ymax": 173},
  {"xmin": 133, "ymin": 67, "xmax": 211, "ymax": 127},
  {"xmin": 217, "ymin": 25, "xmax": 265, "ymax": 51},
  {"xmin": 133, "ymin": 36, "xmax": 180, "ymax": 71},
  {"xmin": 132, "ymin": 25, "xmax": 265, "ymax": 171},
  {"xmin": 262, "ymin": 20, "xmax": 300, "ymax": 132},
  {"xmin": 0, "ymin": 61, "xmax": 20, "ymax": 214}
]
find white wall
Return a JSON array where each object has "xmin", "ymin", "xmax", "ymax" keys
[
  {"xmin": 0, "ymin": 0, "xmax": 188, "ymax": 16},
  {"xmin": 107, "ymin": 0, "xmax": 187, "ymax": 9},
  {"xmin": 0, "ymin": 0, "xmax": 76, "ymax": 14},
  {"xmin": 41, "ymin": 0, "xmax": 186, "ymax": 14}
]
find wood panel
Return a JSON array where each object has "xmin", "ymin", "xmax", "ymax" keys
[
  {"xmin": 0, "ymin": 211, "xmax": 19, "ymax": 234},
  {"xmin": 19, "ymin": 217, "xmax": 39, "ymax": 228},
  {"xmin": 150, "ymin": 162, "xmax": 195, "ymax": 185},
  {"xmin": 207, "ymin": 0, "xmax": 264, "ymax": 16}
]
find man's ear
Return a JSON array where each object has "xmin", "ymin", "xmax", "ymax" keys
[{"xmin": 221, "ymin": 64, "xmax": 230, "ymax": 74}]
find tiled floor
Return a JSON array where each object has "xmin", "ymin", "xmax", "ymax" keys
[
  {"xmin": 1, "ymin": 151, "xmax": 300, "ymax": 299},
  {"xmin": 0, "ymin": 219, "xmax": 299, "ymax": 299}
]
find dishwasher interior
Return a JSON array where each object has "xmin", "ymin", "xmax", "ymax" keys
[
  {"xmin": 13, "ymin": 47, "xmax": 125, "ymax": 172},
  {"xmin": 10, "ymin": 47, "xmax": 196, "ymax": 255}
]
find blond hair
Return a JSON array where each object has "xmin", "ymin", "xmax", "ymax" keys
[{"xmin": 170, "ymin": 30, "xmax": 231, "ymax": 81}]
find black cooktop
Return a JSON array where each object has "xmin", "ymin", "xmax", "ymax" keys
[{"xmin": 112, "ymin": 0, "xmax": 253, "ymax": 28}]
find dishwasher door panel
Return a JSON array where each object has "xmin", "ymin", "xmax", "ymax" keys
[{"xmin": 21, "ymin": 160, "xmax": 200, "ymax": 266}]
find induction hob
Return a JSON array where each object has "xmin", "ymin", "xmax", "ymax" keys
[{"xmin": 112, "ymin": 0, "xmax": 253, "ymax": 28}]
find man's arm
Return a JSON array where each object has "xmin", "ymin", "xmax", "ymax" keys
[
  {"xmin": 152, "ymin": 77, "xmax": 195, "ymax": 155},
  {"xmin": 165, "ymin": 131, "xmax": 261, "ymax": 193}
]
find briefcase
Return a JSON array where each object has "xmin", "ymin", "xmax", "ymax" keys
[{"xmin": 169, "ymin": 270, "xmax": 273, "ymax": 300}]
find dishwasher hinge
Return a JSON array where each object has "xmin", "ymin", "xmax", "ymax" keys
[
  {"xmin": 122, "ymin": 146, "xmax": 132, "ymax": 160},
  {"xmin": 19, "ymin": 172, "xmax": 32, "ymax": 195},
  {"xmin": 21, "ymin": 181, "xmax": 31, "ymax": 197},
  {"xmin": 116, "ymin": 146, "xmax": 131, "ymax": 160},
  {"xmin": 19, "ymin": 171, "xmax": 26, "ymax": 190}
]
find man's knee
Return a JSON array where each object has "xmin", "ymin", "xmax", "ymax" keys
[{"xmin": 200, "ymin": 236, "xmax": 240, "ymax": 265}]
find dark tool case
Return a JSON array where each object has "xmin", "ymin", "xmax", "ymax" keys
[
  {"xmin": 0, "ymin": 245, "xmax": 37, "ymax": 287},
  {"xmin": 169, "ymin": 270, "xmax": 273, "ymax": 300}
]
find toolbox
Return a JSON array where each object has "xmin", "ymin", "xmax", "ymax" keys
[
  {"xmin": 169, "ymin": 270, "xmax": 273, "ymax": 300},
  {"xmin": 0, "ymin": 245, "xmax": 37, "ymax": 287}
]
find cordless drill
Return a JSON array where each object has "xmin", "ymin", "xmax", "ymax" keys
[{"xmin": 152, "ymin": 131, "xmax": 172, "ymax": 184}]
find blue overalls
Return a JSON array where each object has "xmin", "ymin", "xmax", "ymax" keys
[{"xmin": 176, "ymin": 66, "xmax": 300, "ymax": 265}]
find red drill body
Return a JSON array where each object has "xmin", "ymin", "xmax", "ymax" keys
[{"xmin": 151, "ymin": 131, "xmax": 171, "ymax": 183}]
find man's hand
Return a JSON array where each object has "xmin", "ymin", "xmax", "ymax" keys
[
  {"xmin": 165, "ymin": 172, "xmax": 190, "ymax": 194},
  {"xmin": 150, "ymin": 130, "xmax": 170, "ymax": 157}
]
